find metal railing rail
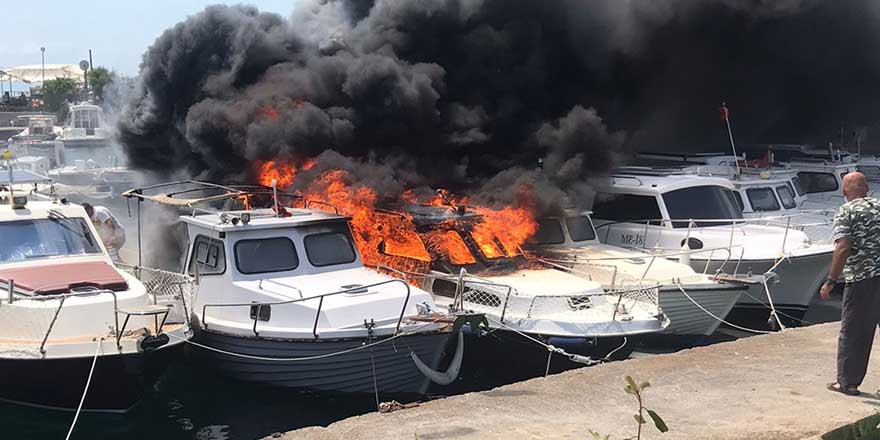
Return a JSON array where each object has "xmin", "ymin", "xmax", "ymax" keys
[
  {"xmin": 257, "ymin": 279, "xmax": 304, "ymax": 299},
  {"xmin": 200, "ymin": 279, "xmax": 413, "ymax": 338},
  {"xmin": 1, "ymin": 286, "xmax": 121, "ymax": 352}
]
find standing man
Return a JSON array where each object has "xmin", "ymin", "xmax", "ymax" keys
[
  {"xmin": 82, "ymin": 202, "xmax": 126, "ymax": 262},
  {"xmin": 821, "ymin": 172, "xmax": 880, "ymax": 396}
]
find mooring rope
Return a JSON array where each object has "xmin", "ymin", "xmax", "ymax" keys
[
  {"xmin": 483, "ymin": 316, "xmax": 606, "ymax": 370},
  {"xmin": 673, "ymin": 282, "xmax": 773, "ymax": 334},
  {"xmin": 167, "ymin": 316, "xmax": 447, "ymax": 362},
  {"xmin": 762, "ymin": 256, "xmax": 789, "ymax": 330},
  {"xmin": 65, "ymin": 338, "xmax": 103, "ymax": 440}
]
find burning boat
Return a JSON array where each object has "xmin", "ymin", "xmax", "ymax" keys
[
  {"xmin": 123, "ymin": 181, "xmax": 463, "ymax": 397},
  {"xmin": 591, "ymin": 170, "xmax": 834, "ymax": 329},
  {"xmin": 365, "ymin": 203, "xmax": 669, "ymax": 361},
  {"xmin": 528, "ymin": 212, "xmax": 746, "ymax": 338},
  {"xmin": 0, "ymin": 172, "xmax": 192, "ymax": 412}
]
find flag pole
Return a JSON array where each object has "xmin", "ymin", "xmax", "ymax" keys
[{"xmin": 721, "ymin": 102, "xmax": 740, "ymax": 177}]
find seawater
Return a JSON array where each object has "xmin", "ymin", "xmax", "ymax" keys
[{"xmin": 0, "ymin": 361, "xmax": 378, "ymax": 440}]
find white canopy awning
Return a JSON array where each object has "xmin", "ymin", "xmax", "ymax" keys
[{"xmin": 0, "ymin": 64, "xmax": 86, "ymax": 83}]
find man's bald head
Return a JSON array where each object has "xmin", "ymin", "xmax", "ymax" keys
[{"xmin": 843, "ymin": 171, "xmax": 869, "ymax": 201}]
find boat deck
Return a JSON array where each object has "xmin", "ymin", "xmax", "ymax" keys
[{"xmin": 276, "ymin": 322, "xmax": 876, "ymax": 440}]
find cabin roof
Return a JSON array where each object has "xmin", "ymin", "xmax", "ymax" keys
[
  {"xmin": 0, "ymin": 200, "xmax": 88, "ymax": 221},
  {"xmin": 179, "ymin": 207, "xmax": 351, "ymax": 232},
  {"xmin": 606, "ymin": 169, "xmax": 735, "ymax": 194}
]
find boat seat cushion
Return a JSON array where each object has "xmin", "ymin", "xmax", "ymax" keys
[{"xmin": 0, "ymin": 261, "xmax": 129, "ymax": 295}]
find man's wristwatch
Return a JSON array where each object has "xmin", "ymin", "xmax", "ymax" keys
[{"xmin": 824, "ymin": 277, "xmax": 836, "ymax": 286}]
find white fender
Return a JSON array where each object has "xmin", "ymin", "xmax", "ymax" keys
[{"xmin": 411, "ymin": 330, "xmax": 464, "ymax": 386}]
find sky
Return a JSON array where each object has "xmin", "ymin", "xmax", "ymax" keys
[{"xmin": 0, "ymin": 1, "xmax": 294, "ymax": 90}]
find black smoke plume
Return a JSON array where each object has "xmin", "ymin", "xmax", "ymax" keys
[{"xmin": 118, "ymin": 0, "xmax": 880, "ymax": 213}]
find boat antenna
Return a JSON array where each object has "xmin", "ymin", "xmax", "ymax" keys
[
  {"xmin": 272, "ymin": 179, "xmax": 279, "ymax": 217},
  {"xmin": 720, "ymin": 102, "xmax": 740, "ymax": 177},
  {"xmin": 858, "ymin": 132, "xmax": 862, "ymax": 158}
]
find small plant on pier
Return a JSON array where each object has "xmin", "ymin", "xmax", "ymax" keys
[{"xmin": 589, "ymin": 375, "xmax": 668, "ymax": 440}]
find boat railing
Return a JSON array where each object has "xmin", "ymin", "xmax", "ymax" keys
[
  {"xmin": 257, "ymin": 278, "xmax": 304, "ymax": 299},
  {"xmin": 377, "ymin": 267, "xmax": 661, "ymax": 325},
  {"xmin": 0, "ymin": 265, "xmax": 194, "ymax": 355},
  {"xmin": 117, "ymin": 264, "xmax": 197, "ymax": 326},
  {"xmin": 595, "ymin": 212, "xmax": 829, "ymax": 253},
  {"xmin": 199, "ymin": 278, "xmax": 413, "ymax": 338},
  {"xmin": 0, "ymin": 285, "xmax": 166, "ymax": 354}
]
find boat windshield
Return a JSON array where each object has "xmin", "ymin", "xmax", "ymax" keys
[
  {"xmin": 565, "ymin": 216, "xmax": 596, "ymax": 242},
  {"xmin": 746, "ymin": 187, "xmax": 780, "ymax": 212},
  {"xmin": 858, "ymin": 165, "xmax": 880, "ymax": 180},
  {"xmin": 662, "ymin": 185, "xmax": 743, "ymax": 228},
  {"xmin": 534, "ymin": 219, "xmax": 565, "ymax": 245},
  {"xmin": 304, "ymin": 226, "xmax": 358, "ymax": 267},
  {"xmin": 0, "ymin": 218, "xmax": 102, "ymax": 264},
  {"xmin": 776, "ymin": 185, "xmax": 797, "ymax": 209}
]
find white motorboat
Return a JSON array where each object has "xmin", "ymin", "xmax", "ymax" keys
[
  {"xmin": 58, "ymin": 102, "xmax": 112, "ymax": 150},
  {"xmin": 124, "ymin": 182, "xmax": 461, "ymax": 397},
  {"xmin": 0, "ymin": 173, "xmax": 192, "ymax": 412},
  {"xmin": 528, "ymin": 212, "xmax": 745, "ymax": 337},
  {"xmin": 786, "ymin": 159, "xmax": 858, "ymax": 210},
  {"xmin": 388, "ymin": 205, "xmax": 669, "ymax": 358},
  {"xmin": 6, "ymin": 114, "xmax": 64, "ymax": 168},
  {"xmin": 639, "ymin": 154, "xmax": 837, "ymax": 243},
  {"xmin": 591, "ymin": 170, "xmax": 834, "ymax": 329}
]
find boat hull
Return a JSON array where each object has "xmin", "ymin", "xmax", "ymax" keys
[
  {"xmin": 692, "ymin": 251, "xmax": 831, "ymax": 328},
  {"xmin": 658, "ymin": 283, "xmax": 744, "ymax": 336},
  {"xmin": 0, "ymin": 343, "xmax": 180, "ymax": 413},
  {"xmin": 191, "ymin": 328, "xmax": 453, "ymax": 396}
]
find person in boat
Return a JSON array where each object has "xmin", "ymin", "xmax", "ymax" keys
[
  {"xmin": 82, "ymin": 202, "xmax": 126, "ymax": 262},
  {"xmin": 821, "ymin": 172, "xmax": 880, "ymax": 396}
]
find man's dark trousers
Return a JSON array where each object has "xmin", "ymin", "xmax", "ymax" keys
[{"xmin": 839, "ymin": 275, "xmax": 880, "ymax": 388}]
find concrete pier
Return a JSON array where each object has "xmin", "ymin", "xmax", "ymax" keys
[{"xmin": 275, "ymin": 322, "xmax": 880, "ymax": 440}]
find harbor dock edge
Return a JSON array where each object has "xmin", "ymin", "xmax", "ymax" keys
[{"xmin": 273, "ymin": 322, "xmax": 879, "ymax": 440}]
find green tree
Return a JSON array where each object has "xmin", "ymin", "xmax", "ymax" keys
[
  {"xmin": 42, "ymin": 77, "xmax": 78, "ymax": 113},
  {"xmin": 89, "ymin": 66, "xmax": 116, "ymax": 101}
]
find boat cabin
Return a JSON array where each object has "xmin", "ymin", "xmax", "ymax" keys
[
  {"xmin": 786, "ymin": 159, "xmax": 856, "ymax": 206},
  {"xmin": 590, "ymin": 171, "xmax": 816, "ymax": 260}
]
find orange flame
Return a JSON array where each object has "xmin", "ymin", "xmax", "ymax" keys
[
  {"xmin": 471, "ymin": 206, "xmax": 538, "ymax": 258},
  {"xmin": 254, "ymin": 160, "xmax": 539, "ymax": 269},
  {"xmin": 423, "ymin": 229, "xmax": 476, "ymax": 265},
  {"xmin": 256, "ymin": 160, "xmax": 297, "ymax": 189},
  {"xmin": 303, "ymin": 170, "xmax": 432, "ymax": 266}
]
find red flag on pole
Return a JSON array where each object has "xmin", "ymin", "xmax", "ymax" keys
[{"xmin": 719, "ymin": 104, "xmax": 729, "ymax": 122}]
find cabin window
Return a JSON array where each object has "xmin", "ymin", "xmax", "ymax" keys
[
  {"xmin": 796, "ymin": 172, "xmax": 839, "ymax": 194},
  {"xmin": 858, "ymin": 166, "xmax": 880, "ymax": 180},
  {"xmin": 565, "ymin": 216, "xmax": 597, "ymax": 242},
  {"xmin": 534, "ymin": 219, "xmax": 565, "ymax": 245},
  {"xmin": 662, "ymin": 186, "xmax": 743, "ymax": 228},
  {"xmin": 234, "ymin": 237, "xmax": 299, "ymax": 275},
  {"xmin": 591, "ymin": 193, "xmax": 662, "ymax": 225},
  {"xmin": 73, "ymin": 109, "xmax": 100, "ymax": 129},
  {"xmin": 304, "ymin": 230, "xmax": 357, "ymax": 267},
  {"xmin": 776, "ymin": 185, "xmax": 797, "ymax": 209},
  {"xmin": 432, "ymin": 279, "xmax": 458, "ymax": 298},
  {"xmin": 746, "ymin": 187, "xmax": 780, "ymax": 212},
  {"xmin": 790, "ymin": 177, "xmax": 805, "ymax": 196},
  {"xmin": 0, "ymin": 218, "xmax": 101, "ymax": 264},
  {"xmin": 187, "ymin": 235, "xmax": 225, "ymax": 276},
  {"xmin": 731, "ymin": 192, "xmax": 745, "ymax": 211}
]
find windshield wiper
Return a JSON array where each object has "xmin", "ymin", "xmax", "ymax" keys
[{"xmin": 47, "ymin": 210, "xmax": 95, "ymax": 247}]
